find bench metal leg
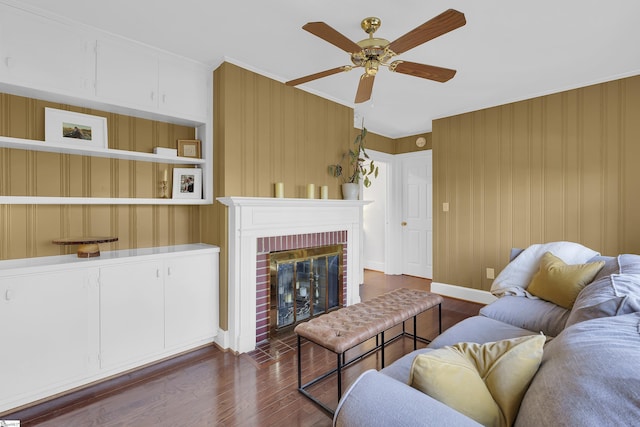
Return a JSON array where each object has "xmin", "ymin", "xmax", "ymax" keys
[
  {"xmin": 297, "ymin": 336, "xmax": 339, "ymax": 417},
  {"xmin": 337, "ymin": 353, "xmax": 343, "ymax": 399},
  {"xmin": 414, "ymin": 315, "xmax": 417, "ymax": 350},
  {"xmin": 297, "ymin": 334, "xmax": 302, "ymax": 389},
  {"xmin": 381, "ymin": 330, "xmax": 385, "ymax": 368}
]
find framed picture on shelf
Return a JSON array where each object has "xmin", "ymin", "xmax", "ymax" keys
[
  {"xmin": 172, "ymin": 168, "xmax": 202, "ymax": 199},
  {"xmin": 177, "ymin": 139, "xmax": 201, "ymax": 158},
  {"xmin": 44, "ymin": 107, "xmax": 108, "ymax": 149}
]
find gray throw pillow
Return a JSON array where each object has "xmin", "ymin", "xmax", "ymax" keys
[{"xmin": 565, "ymin": 273, "xmax": 640, "ymax": 328}]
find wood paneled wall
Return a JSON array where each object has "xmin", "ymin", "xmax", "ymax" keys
[
  {"xmin": 212, "ymin": 62, "xmax": 356, "ymax": 199},
  {"xmin": 433, "ymin": 75, "xmax": 640, "ymax": 291},
  {"xmin": 0, "ymin": 93, "xmax": 200, "ymax": 260}
]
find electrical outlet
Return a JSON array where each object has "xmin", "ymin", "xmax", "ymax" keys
[
  {"xmin": 486, "ymin": 268, "xmax": 495, "ymax": 280},
  {"xmin": 442, "ymin": 202, "xmax": 449, "ymax": 212}
]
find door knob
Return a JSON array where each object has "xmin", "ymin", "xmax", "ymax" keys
[{"xmin": 401, "ymin": 221, "xmax": 407, "ymax": 226}]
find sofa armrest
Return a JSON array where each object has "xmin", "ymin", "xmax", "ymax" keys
[{"xmin": 333, "ymin": 370, "xmax": 481, "ymax": 427}]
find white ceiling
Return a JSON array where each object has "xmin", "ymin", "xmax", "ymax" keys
[{"xmin": 10, "ymin": 0, "xmax": 640, "ymax": 138}]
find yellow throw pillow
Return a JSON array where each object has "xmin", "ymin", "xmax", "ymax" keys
[
  {"xmin": 527, "ymin": 252, "xmax": 605, "ymax": 309},
  {"xmin": 409, "ymin": 335, "xmax": 545, "ymax": 427}
]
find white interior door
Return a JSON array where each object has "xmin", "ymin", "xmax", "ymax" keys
[
  {"xmin": 401, "ymin": 151, "xmax": 433, "ymax": 278},
  {"xmin": 363, "ymin": 161, "xmax": 387, "ymax": 272}
]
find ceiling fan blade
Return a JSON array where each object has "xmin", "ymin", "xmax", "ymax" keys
[
  {"xmin": 387, "ymin": 9, "xmax": 466, "ymax": 55},
  {"xmin": 355, "ymin": 74, "xmax": 375, "ymax": 103},
  {"xmin": 390, "ymin": 61, "xmax": 456, "ymax": 82},
  {"xmin": 285, "ymin": 66, "xmax": 352, "ymax": 87},
  {"xmin": 302, "ymin": 22, "xmax": 362, "ymax": 53}
]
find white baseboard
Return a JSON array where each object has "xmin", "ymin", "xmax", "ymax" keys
[
  {"xmin": 214, "ymin": 328, "xmax": 230, "ymax": 350},
  {"xmin": 431, "ymin": 282, "xmax": 497, "ymax": 305},
  {"xmin": 364, "ymin": 260, "xmax": 384, "ymax": 272}
]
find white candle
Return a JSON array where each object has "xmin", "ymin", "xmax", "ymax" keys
[
  {"xmin": 163, "ymin": 169, "xmax": 168, "ymax": 181},
  {"xmin": 307, "ymin": 183, "xmax": 315, "ymax": 199},
  {"xmin": 275, "ymin": 182, "xmax": 284, "ymax": 198},
  {"xmin": 321, "ymin": 185, "xmax": 329, "ymax": 199}
]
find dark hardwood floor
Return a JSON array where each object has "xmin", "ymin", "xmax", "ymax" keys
[{"xmin": 15, "ymin": 271, "xmax": 482, "ymax": 427}]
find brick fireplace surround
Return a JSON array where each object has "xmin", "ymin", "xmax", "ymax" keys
[
  {"xmin": 256, "ymin": 231, "xmax": 348, "ymax": 343},
  {"xmin": 217, "ymin": 197, "xmax": 369, "ymax": 353}
]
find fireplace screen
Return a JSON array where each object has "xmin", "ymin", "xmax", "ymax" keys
[{"xmin": 269, "ymin": 245, "xmax": 343, "ymax": 335}]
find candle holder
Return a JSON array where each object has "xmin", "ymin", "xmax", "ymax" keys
[{"xmin": 160, "ymin": 180, "xmax": 169, "ymax": 198}]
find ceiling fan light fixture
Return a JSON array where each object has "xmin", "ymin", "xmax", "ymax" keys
[{"xmin": 365, "ymin": 59, "xmax": 379, "ymax": 76}]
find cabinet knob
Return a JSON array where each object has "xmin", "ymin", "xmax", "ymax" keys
[
  {"xmin": 5, "ymin": 289, "xmax": 14, "ymax": 300},
  {"xmin": 150, "ymin": 91, "xmax": 155, "ymax": 101},
  {"xmin": 167, "ymin": 267, "xmax": 172, "ymax": 276},
  {"xmin": 401, "ymin": 221, "xmax": 407, "ymax": 226}
]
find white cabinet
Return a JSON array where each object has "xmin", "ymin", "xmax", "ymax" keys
[
  {"xmin": 0, "ymin": 268, "xmax": 97, "ymax": 410},
  {"xmin": 0, "ymin": 244, "xmax": 219, "ymax": 413},
  {"xmin": 158, "ymin": 56, "xmax": 209, "ymax": 120},
  {"xmin": 96, "ymin": 38, "xmax": 209, "ymax": 121},
  {"xmin": 0, "ymin": 4, "xmax": 94, "ymax": 97},
  {"xmin": 95, "ymin": 39, "xmax": 158, "ymax": 111},
  {"xmin": 99, "ymin": 260, "xmax": 165, "ymax": 369},
  {"xmin": 165, "ymin": 254, "xmax": 217, "ymax": 348}
]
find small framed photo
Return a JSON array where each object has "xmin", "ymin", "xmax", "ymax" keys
[
  {"xmin": 172, "ymin": 168, "xmax": 202, "ymax": 199},
  {"xmin": 44, "ymin": 107, "xmax": 108, "ymax": 149},
  {"xmin": 177, "ymin": 139, "xmax": 201, "ymax": 159}
]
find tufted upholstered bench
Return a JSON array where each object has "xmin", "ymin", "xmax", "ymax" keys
[{"xmin": 295, "ymin": 287, "xmax": 443, "ymax": 415}]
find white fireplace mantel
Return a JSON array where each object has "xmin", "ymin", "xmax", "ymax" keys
[{"xmin": 217, "ymin": 197, "xmax": 370, "ymax": 353}]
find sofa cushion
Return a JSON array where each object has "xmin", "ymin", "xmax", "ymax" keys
[
  {"xmin": 564, "ymin": 273, "xmax": 640, "ymax": 328},
  {"xmin": 516, "ymin": 313, "xmax": 640, "ymax": 427},
  {"xmin": 428, "ymin": 316, "xmax": 538, "ymax": 349},
  {"xmin": 527, "ymin": 252, "xmax": 604, "ymax": 309},
  {"xmin": 409, "ymin": 335, "xmax": 545, "ymax": 427},
  {"xmin": 480, "ymin": 296, "xmax": 569, "ymax": 337}
]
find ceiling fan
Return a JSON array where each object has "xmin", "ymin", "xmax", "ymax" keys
[{"xmin": 285, "ymin": 9, "xmax": 466, "ymax": 103}]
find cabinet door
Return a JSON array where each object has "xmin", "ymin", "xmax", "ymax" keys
[
  {"xmin": 95, "ymin": 38, "xmax": 158, "ymax": 110},
  {"xmin": 0, "ymin": 5, "xmax": 94, "ymax": 96},
  {"xmin": 165, "ymin": 253, "xmax": 217, "ymax": 348},
  {"xmin": 0, "ymin": 269, "xmax": 93, "ymax": 409},
  {"xmin": 99, "ymin": 261, "xmax": 164, "ymax": 368},
  {"xmin": 158, "ymin": 56, "xmax": 209, "ymax": 121}
]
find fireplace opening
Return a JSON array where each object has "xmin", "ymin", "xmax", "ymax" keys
[{"xmin": 269, "ymin": 244, "xmax": 343, "ymax": 337}]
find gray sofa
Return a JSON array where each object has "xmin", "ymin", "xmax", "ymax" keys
[{"xmin": 334, "ymin": 248, "xmax": 640, "ymax": 426}]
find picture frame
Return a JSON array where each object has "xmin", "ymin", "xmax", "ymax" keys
[
  {"xmin": 172, "ymin": 168, "xmax": 202, "ymax": 199},
  {"xmin": 44, "ymin": 107, "xmax": 108, "ymax": 149},
  {"xmin": 177, "ymin": 139, "xmax": 201, "ymax": 159}
]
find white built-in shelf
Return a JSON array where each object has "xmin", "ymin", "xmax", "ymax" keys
[
  {"xmin": 0, "ymin": 135, "xmax": 209, "ymax": 205},
  {"xmin": 0, "ymin": 135, "xmax": 205, "ymax": 165},
  {"xmin": 0, "ymin": 196, "xmax": 209, "ymax": 205}
]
